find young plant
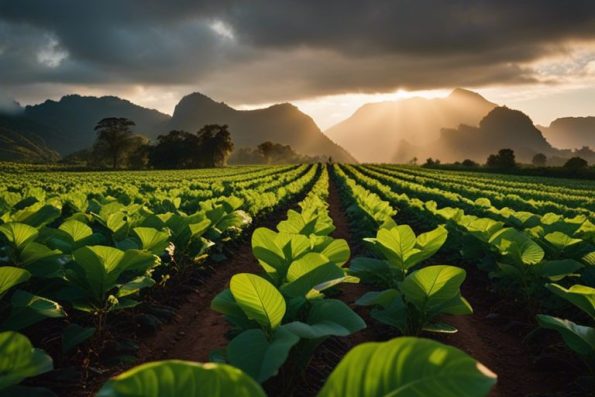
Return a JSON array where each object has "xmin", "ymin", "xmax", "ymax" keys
[
  {"xmin": 488, "ymin": 228, "xmax": 584, "ymax": 300},
  {"xmin": 357, "ymin": 265, "xmax": 472, "ymax": 335},
  {"xmin": 350, "ymin": 224, "xmax": 448, "ymax": 287},
  {"xmin": 211, "ymin": 273, "xmax": 365, "ymax": 382},
  {"xmin": 62, "ymin": 245, "xmax": 159, "ymax": 334}
]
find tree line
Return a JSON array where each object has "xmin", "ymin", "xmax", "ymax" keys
[
  {"xmin": 70, "ymin": 117, "xmax": 234, "ymax": 169},
  {"xmin": 65, "ymin": 117, "xmax": 322, "ymax": 169}
]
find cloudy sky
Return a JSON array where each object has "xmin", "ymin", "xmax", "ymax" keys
[{"xmin": 1, "ymin": 0, "xmax": 594, "ymax": 129}]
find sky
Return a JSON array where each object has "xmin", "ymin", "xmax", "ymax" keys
[{"xmin": 1, "ymin": 0, "xmax": 594, "ymax": 130}]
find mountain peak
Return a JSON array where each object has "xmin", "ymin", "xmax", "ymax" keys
[{"xmin": 448, "ymin": 88, "xmax": 489, "ymax": 102}]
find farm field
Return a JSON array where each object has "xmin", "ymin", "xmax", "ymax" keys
[{"xmin": 1, "ymin": 163, "xmax": 593, "ymax": 397}]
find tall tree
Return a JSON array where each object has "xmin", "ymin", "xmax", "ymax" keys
[
  {"xmin": 486, "ymin": 148, "xmax": 516, "ymax": 168},
  {"xmin": 197, "ymin": 124, "xmax": 234, "ymax": 167},
  {"xmin": 532, "ymin": 153, "xmax": 547, "ymax": 167},
  {"xmin": 149, "ymin": 124, "xmax": 233, "ymax": 169},
  {"xmin": 257, "ymin": 141, "xmax": 275, "ymax": 164},
  {"xmin": 93, "ymin": 117, "xmax": 137, "ymax": 169}
]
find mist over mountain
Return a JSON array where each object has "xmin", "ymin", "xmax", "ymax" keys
[
  {"xmin": 394, "ymin": 106, "xmax": 595, "ymax": 165},
  {"xmin": 169, "ymin": 93, "xmax": 355, "ymax": 162},
  {"xmin": 538, "ymin": 117, "xmax": 595, "ymax": 150},
  {"xmin": 325, "ymin": 88, "xmax": 497, "ymax": 163}
]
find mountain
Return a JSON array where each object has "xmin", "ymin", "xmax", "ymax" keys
[
  {"xmin": 0, "ymin": 113, "xmax": 60, "ymax": 162},
  {"xmin": 12, "ymin": 92, "xmax": 354, "ymax": 162},
  {"xmin": 538, "ymin": 117, "xmax": 595, "ymax": 150},
  {"xmin": 168, "ymin": 93, "xmax": 355, "ymax": 162},
  {"xmin": 395, "ymin": 106, "xmax": 595, "ymax": 165},
  {"xmin": 427, "ymin": 106, "xmax": 555, "ymax": 163},
  {"xmin": 24, "ymin": 95, "xmax": 170, "ymax": 155},
  {"xmin": 325, "ymin": 88, "xmax": 497, "ymax": 163}
]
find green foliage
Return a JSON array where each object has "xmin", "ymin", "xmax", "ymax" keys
[
  {"xmin": 97, "ymin": 360, "xmax": 266, "ymax": 397},
  {"xmin": 319, "ymin": 337, "xmax": 496, "ymax": 397},
  {"xmin": 0, "ymin": 331, "xmax": 53, "ymax": 392},
  {"xmin": 358, "ymin": 265, "xmax": 472, "ymax": 335},
  {"xmin": 352, "ymin": 224, "xmax": 448, "ymax": 286}
]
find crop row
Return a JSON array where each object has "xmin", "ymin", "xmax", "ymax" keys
[
  {"xmin": 93, "ymin": 165, "xmax": 498, "ymax": 397},
  {"xmin": 0, "ymin": 165, "xmax": 322, "ymax": 396},
  {"xmin": 339, "ymin": 164, "xmax": 595, "ymax": 375}
]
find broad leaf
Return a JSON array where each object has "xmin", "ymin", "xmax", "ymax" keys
[
  {"xmin": 283, "ymin": 299, "xmax": 365, "ymax": 339},
  {"xmin": 0, "ymin": 331, "xmax": 53, "ymax": 390},
  {"xmin": 318, "ymin": 337, "xmax": 496, "ymax": 397},
  {"xmin": 0, "ymin": 267, "xmax": 30, "ymax": 298},
  {"xmin": 97, "ymin": 360, "xmax": 265, "ymax": 397},
  {"xmin": 401, "ymin": 265, "xmax": 472, "ymax": 315},
  {"xmin": 546, "ymin": 284, "xmax": 595, "ymax": 319},
  {"xmin": 227, "ymin": 327, "xmax": 299, "ymax": 383},
  {"xmin": 0, "ymin": 223, "xmax": 38, "ymax": 250},
  {"xmin": 230, "ymin": 273, "xmax": 286, "ymax": 331},
  {"xmin": 537, "ymin": 315, "xmax": 595, "ymax": 356}
]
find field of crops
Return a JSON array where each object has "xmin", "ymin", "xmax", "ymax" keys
[{"xmin": 1, "ymin": 163, "xmax": 593, "ymax": 397}]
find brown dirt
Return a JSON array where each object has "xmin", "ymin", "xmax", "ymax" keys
[{"xmin": 135, "ymin": 242, "xmax": 261, "ymax": 363}]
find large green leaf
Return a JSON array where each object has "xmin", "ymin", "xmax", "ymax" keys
[
  {"xmin": 404, "ymin": 226, "xmax": 448, "ymax": 268},
  {"xmin": 2, "ymin": 290, "xmax": 66, "ymax": 331},
  {"xmin": 133, "ymin": 227, "xmax": 171, "ymax": 255},
  {"xmin": 230, "ymin": 273, "xmax": 286, "ymax": 331},
  {"xmin": 0, "ymin": 331, "xmax": 53, "ymax": 390},
  {"xmin": 97, "ymin": 360, "xmax": 265, "ymax": 397},
  {"xmin": 533, "ymin": 260, "xmax": 583, "ymax": 281},
  {"xmin": 0, "ymin": 267, "xmax": 30, "ymax": 298},
  {"xmin": 283, "ymin": 299, "xmax": 365, "ymax": 339},
  {"xmin": 13, "ymin": 204, "xmax": 61, "ymax": 228},
  {"xmin": 58, "ymin": 220, "xmax": 92, "ymax": 242},
  {"xmin": 349, "ymin": 257, "xmax": 391, "ymax": 285},
  {"xmin": 544, "ymin": 231, "xmax": 582, "ymax": 252},
  {"xmin": 0, "ymin": 223, "xmax": 39, "ymax": 250},
  {"xmin": 546, "ymin": 284, "xmax": 595, "ymax": 319},
  {"xmin": 318, "ymin": 337, "xmax": 496, "ymax": 397},
  {"xmin": 489, "ymin": 228, "xmax": 544, "ymax": 265},
  {"xmin": 227, "ymin": 328, "xmax": 299, "ymax": 383},
  {"xmin": 374, "ymin": 225, "xmax": 417, "ymax": 270},
  {"xmin": 318, "ymin": 238, "xmax": 350, "ymax": 267},
  {"xmin": 401, "ymin": 266, "xmax": 472, "ymax": 315},
  {"xmin": 536, "ymin": 315, "xmax": 595, "ymax": 356}
]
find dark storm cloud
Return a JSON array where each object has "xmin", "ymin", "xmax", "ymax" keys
[{"xmin": 0, "ymin": 0, "xmax": 594, "ymax": 103}]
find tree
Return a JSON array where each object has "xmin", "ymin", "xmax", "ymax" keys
[
  {"xmin": 149, "ymin": 130, "xmax": 197, "ymax": 169},
  {"xmin": 149, "ymin": 124, "xmax": 233, "ymax": 169},
  {"xmin": 486, "ymin": 148, "xmax": 516, "ymax": 169},
  {"xmin": 127, "ymin": 135, "xmax": 152, "ymax": 169},
  {"xmin": 461, "ymin": 159, "xmax": 478, "ymax": 167},
  {"xmin": 532, "ymin": 153, "xmax": 547, "ymax": 167},
  {"xmin": 563, "ymin": 156, "xmax": 588, "ymax": 170},
  {"xmin": 92, "ymin": 117, "xmax": 138, "ymax": 169},
  {"xmin": 257, "ymin": 141, "xmax": 275, "ymax": 164},
  {"xmin": 197, "ymin": 124, "xmax": 234, "ymax": 167}
]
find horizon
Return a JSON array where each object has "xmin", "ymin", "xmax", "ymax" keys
[
  {"xmin": 1, "ymin": 1, "xmax": 594, "ymax": 130},
  {"xmin": 7, "ymin": 85, "xmax": 595, "ymax": 132}
]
